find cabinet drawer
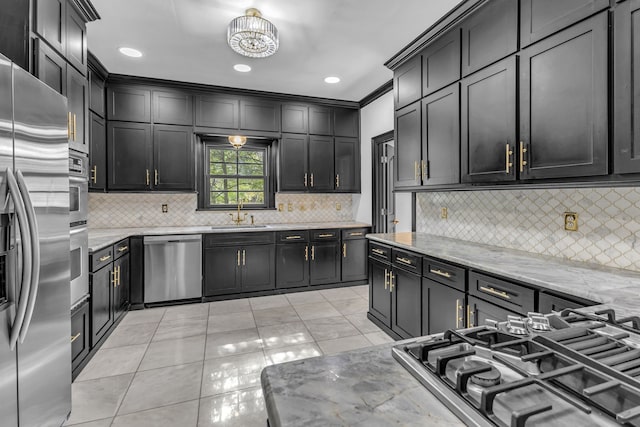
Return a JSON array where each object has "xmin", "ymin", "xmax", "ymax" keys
[
  {"xmin": 90, "ymin": 246, "xmax": 113, "ymax": 272},
  {"xmin": 392, "ymin": 249, "xmax": 422, "ymax": 273},
  {"xmin": 70, "ymin": 300, "xmax": 90, "ymax": 371},
  {"xmin": 369, "ymin": 242, "xmax": 391, "ymax": 262},
  {"xmin": 341, "ymin": 228, "xmax": 368, "ymax": 240},
  {"xmin": 205, "ymin": 232, "xmax": 273, "ymax": 247},
  {"xmin": 113, "ymin": 238, "xmax": 130, "ymax": 260},
  {"xmin": 276, "ymin": 230, "xmax": 309, "ymax": 243},
  {"xmin": 311, "ymin": 229, "xmax": 338, "ymax": 241},
  {"xmin": 423, "ymin": 258, "xmax": 466, "ymax": 292},
  {"xmin": 468, "ymin": 271, "xmax": 535, "ymax": 315}
]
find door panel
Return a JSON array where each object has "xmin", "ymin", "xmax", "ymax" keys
[
  {"xmin": 107, "ymin": 87, "xmax": 151, "ymax": 123},
  {"xmin": 89, "ymin": 113, "xmax": 106, "ymax": 190},
  {"xmin": 310, "ymin": 241, "xmax": 340, "ymax": 285},
  {"xmin": 35, "ymin": 0, "xmax": 65, "ymax": 54},
  {"xmin": 422, "ymin": 29, "xmax": 461, "ymax": 96},
  {"xmin": 309, "ymin": 106, "xmax": 332, "ymax": 135},
  {"xmin": 153, "ymin": 91, "xmax": 193, "ymax": 126},
  {"xmin": 369, "ymin": 260, "xmax": 391, "ymax": 327},
  {"xmin": 308, "ymin": 136, "xmax": 334, "ymax": 191},
  {"xmin": 279, "ymin": 134, "xmax": 308, "ymax": 191},
  {"xmin": 423, "ymin": 278, "xmax": 465, "ymax": 334},
  {"xmin": 394, "ymin": 55, "xmax": 422, "ymax": 109},
  {"xmin": 195, "ymin": 95, "xmax": 238, "ymax": 129},
  {"xmin": 241, "ymin": 245, "xmax": 275, "ymax": 292},
  {"xmin": 107, "ymin": 122, "xmax": 152, "ymax": 190},
  {"xmin": 281, "ymin": 104, "xmax": 308, "ymax": 133},
  {"xmin": 240, "ymin": 98, "xmax": 280, "ymax": 132},
  {"xmin": 276, "ymin": 243, "xmax": 309, "ymax": 288},
  {"xmin": 394, "ymin": 101, "xmax": 421, "ymax": 188},
  {"xmin": 66, "ymin": 4, "xmax": 87, "ymax": 73},
  {"xmin": 34, "ymin": 40, "xmax": 66, "ymax": 95},
  {"xmin": 468, "ymin": 295, "xmax": 518, "ymax": 327},
  {"xmin": 204, "ymin": 247, "xmax": 240, "ymax": 296},
  {"xmin": 67, "ymin": 66, "xmax": 88, "ymax": 153},
  {"xmin": 391, "ymin": 268, "xmax": 421, "ymax": 339},
  {"xmin": 153, "ymin": 125, "xmax": 194, "ymax": 190},
  {"xmin": 334, "ymin": 137, "xmax": 359, "ymax": 192},
  {"xmin": 341, "ymin": 239, "xmax": 367, "ymax": 282}
]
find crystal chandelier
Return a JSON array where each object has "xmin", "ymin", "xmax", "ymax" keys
[{"xmin": 227, "ymin": 8, "xmax": 279, "ymax": 58}]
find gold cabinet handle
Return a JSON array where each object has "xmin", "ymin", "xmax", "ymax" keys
[
  {"xmin": 146, "ymin": 169, "xmax": 150, "ymax": 186},
  {"xmin": 371, "ymin": 248, "xmax": 385, "ymax": 255},
  {"xmin": 91, "ymin": 165, "xmax": 97, "ymax": 184},
  {"xmin": 421, "ymin": 159, "xmax": 427, "ymax": 180},
  {"xmin": 99, "ymin": 255, "xmax": 111, "ymax": 262},
  {"xmin": 318, "ymin": 233, "xmax": 334, "ymax": 238},
  {"xmin": 455, "ymin": 299, "xmax": 460, "ymax": 329},
  {"xmin": 242, "ymin": 249, "xmax": 246, "ymax": 266},
  {"xmin": 335, "ymin": 174, "xmax": 340, "ymax": 188},
  {"xmin": 349, "ymin": 232, "xmax": 363, "ymax": 237},
  {"xmin": 118, "ymin": 265, "xmax": 122, "ymax": 286},
  {"xmin": 112, "ymin": 269, "xmax": 117, "ymax": 287},
  {"xmin": 414, "ymin": 161, "xmax": 419, "ymax": 180},
  {"xmin": 384, "ymin": 268, "xmax": 389, "ymax": 290},
  {"xmin": 342, "ymin": 243, "xmax": 347, "ymax": 258},
  {"xmin": 392, "ymin": 219, "xmax": 400, "ymax": 225},
  {"xmin": 479, "ymin": 286, "xmax": 510, "ymax": 300},
  {"xmin": 396, "ymin": 257, "xmax": 413, "ymax": 266},
  {"xmin": 311, "ymin": 245, "xmax": 315, "ymax": 261},
  {"xmin": 467, "ymin": 305, "xmax": 475, "ymax": 328},
  {"xmin": 237, "ymin": 249, "xmax": 241, "ymax": 266},
  {"xmin": 430, "ymin": 268, "xmax": 451, "ymax": 278},
  {"xmin": 520, "ymin": 141, "xmax": 528, "ymax": 173},
  {"xmin": 155, "ymin": 169, "xmax": 159, "ymax": 186},
  {"xmin": 310, "ymin": 173, "xmax": 314, "ymax": 187},
  {"xmin": 285, "ymin": 235, "xmax": 302, "ymax": 240},
  {"xmin": 305, "ymin": 245, "xmax": 309, "ymax": 261},
  {"xmin": 304, "ymin": 173, "xmax": 308, "ymax": 187},
  {"xmin": 390, "ymin": 272, "xmax": 395, "ymax": 292},
  {"xmin": 505, "ymin": 143, "xmax": 513, "ymax": 174},
  {"xmin": 118, "ymin": 245, "xmax": 128, "ymax": 252},
  {"xmin": 70, "ymin": 333, "xmax": 81, "ymax": 343},
  {"xmin": 67, "ymin": 112, "xmax": 72, "ymax": 139},
  {"xmin": 73, "ymin": 114, "xmax": 77, "ymax": 141}
]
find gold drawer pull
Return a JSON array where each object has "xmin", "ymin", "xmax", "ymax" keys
[
  {"xmin": 285, "ymin": 235, "xmax": 302, "ymax": 240},
  {"xmin": 349, "ymin": 232, "xmax": 363, "ymax": 236},
  {"xmin": 70, "ymin": 333, "xmax": 81, "ymax": 343},
  {"xmin": 371, "ymin": 248, "xmax": 385, "ymax": 255},
  {"xmin": 318, "ymin": 233, "xmax": 334, "ymax": 238},
  {"xmin": 118, "ymin": 245, "xmax": 128, "ymax": 252},
  {"xmin": 99, "ymin": 255, "xmax": 111, "ymax": 262},
  {"xmin": 396, "ymin": 257, "xmax": 413, "ymax": 265},
  {"xmin": 430, "ymin": 268, "xmax": 452, "ymax": 278},
  {"xmin": 480, "ymin": 286, "xmax": 510, "ymax": 300}
]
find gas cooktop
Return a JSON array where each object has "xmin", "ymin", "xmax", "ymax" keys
[{"xmin": 393, "ymin": 309, "xmax": 640, "ymax": 427}]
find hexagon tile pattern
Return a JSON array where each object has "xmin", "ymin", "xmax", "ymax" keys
[
  {"xmin": 89, "ymin": 193, "xmax": 353, "ymax": 229},
  {"xmin": 416, "ymin": 188, "xmax": 640, "ymax": 272}
]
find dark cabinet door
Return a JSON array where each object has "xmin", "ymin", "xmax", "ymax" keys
[
  {"xmin": 70, "ymin": 301, "xmax": 89, "ymax": 372},
  {"xmin": 279, "ymin": 134, "xmax": 308, "ymax": 191},
  {"xmin": 310, "ymin": 241, "xmax": 340, "ymax": 285},
  {"xmin": 34, "ymin": 39, "xmax": 66, "ymax": 95},
  {"xmin": 334, "ymin": 137, "xmax": 360, "ymax": 192},
  {"xmin": 152, "ymin": 91, "xmax": 193, "ymax": 126},
  {"xmin": 333, "ymin": 108, "xmax": 359, "ymax": 137},
  {"xmin": 89, "ymin": 69, "xmax": 105, "ymax": 117},
  {"xmin": 422, "ymin": 278, "xmax": 465, "ymax": 335},
  {"xmin": 107, "ymin": 121, "xmax": 152, "ymax": 190},
  {"xmin": 394, "ymin": 101, "xmax": 422, "ymax": 189},
  {"xmin": 520, "ymin": 13, "xmax": 608, "ymax": 180},
  {"xmin": 341, "ymin": 239, "xmax": 367, "ymax": 282},
  {"xmin": 67, "ymin": 65, "xmax": 88, "ymax": 153},
  {"xmin": 309, "ymin": 106, "xmax": 333, "ymax": 135},
  {"xmin": 422, "ymin": 83, "xmax": 460, "ymax": 186},
  {"xmin": 394, "ymin": 55, "xmax": 422, "ymax": 109},
  {"xmin": 468, "ymin": 295, "xmax": 518, "ymax": 327},
  {"xmin": 281, "ymin": 104, "xmax": 308, "ymax": 133},
  {"xmin": 107, "ymin": 86, "xmax": 151, "ymax": 123},
  {"xmin": 391, "ymin": 268, "xmax": 422, "ymax": 339},
  {"xmin": 422, "ymin": 29, "xmax": 461, "ymax": 96},
  {"xmin": 368, "ymin": 259, "xmax": 391, "ymax": 328},
  {"xmin": 195, "ymin": 95, "xmax": 239, "ymax": 129},
  {"xmin": 538, "ymin": 293, "xmax": 584, "ymax": 314},
  {"xmin": 308, "ymin": 136, "xmax": 334, "ymax": 191},
  {"xmin": 461, "ymin": 0, "xmax": 518, "ymax": 76},
  {"xmin": 153, "ymin": 125, "xmax": 194, "ymax": 190},
  {"xmin": 65, "ymin": 3, "xmax": 87, "ymax": 74},
  {"xmin": 461, "ymin": 57, "xmax": 517, "ymax": 183},
  {"xmin": 34, "ymin": 0, "xmax": 66, "ymax": 55},
  {"xmin": 204, "ymin": 246, "xmax": 241, "ymax": 296},
  {"xmin": 90, "ymin": 266, "xmax": 113, "ymax": 345},
  {"xmin": 276, "ymin": 243, "xmax": 309, "ymax": 288},
  {"xmin": 521, "ymin": 0, "xmax": 609, "ymax": 47},
  {"xmin": 241, "ymin": 244, "xmax": 276, "ymax": 292},
  {"xmin": 113, "ymin": 254, "xmax": 130, "ymax": 321},
  {"xmin": 614, "ymin": 0, "xmax": 640, "ymax": 174},
  {"xmin": 240, "ymin": 98, "xmax": 280, "ymax": 132},
  {"xmin": 89, "ymin": 113, "xmax": 106, "ymax": 191}
]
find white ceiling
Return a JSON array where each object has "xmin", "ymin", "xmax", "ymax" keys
[{"xmin": 87, "ymin": 0, "xmax": 463, "ymax": 102}]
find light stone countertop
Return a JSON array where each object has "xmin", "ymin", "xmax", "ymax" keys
[{"xmin": 88, "ymin": 222, "xmax": 370, "ymax": 252}]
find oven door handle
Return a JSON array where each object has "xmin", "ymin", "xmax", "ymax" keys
[
  {"xmin": 15, "ymin": 170, "xmax": 40, "ymax": 343},
  {"xmin": 5, "ymin": 169, "xmax": 32, "ymax": 350}
]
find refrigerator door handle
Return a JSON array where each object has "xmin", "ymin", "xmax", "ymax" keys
[
  {"xmin": 5, "ymin": 168, "xmax": 32, "ymax": 350},
  {"xmin": 15, "ymin": 170, "xmax": 40, "ymax": 343}
]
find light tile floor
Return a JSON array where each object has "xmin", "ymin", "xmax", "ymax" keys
[{"xmin": 65, "ymin": 285, "xmax": 394, "ymax": 427}]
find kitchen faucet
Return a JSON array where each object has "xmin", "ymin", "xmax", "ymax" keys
[{"xmin": 230, "ymin": 200, "xmax": 247, "ymax": 225}]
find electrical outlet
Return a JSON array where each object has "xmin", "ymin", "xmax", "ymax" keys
[
  {"xmin": 161, "ymin": 204, "xmax": 168, "ymax": 213},
  {"xmin": 287, "ymin": 202, "xmax": 293, "ymax": 212},
  {"xmin": 278, "ymin": 203, "xmax": 283, "ymax": 212},
  {"xmin": 564, "ymin": 212, "xmax": 578, "ymax": 231},
  {"xmin": 441, "ymin": 207, "xmax": 448, "ymax": 219},
  {"xmin": 336, "ymin": 203, "xmax": 341, "ymax": 211}
]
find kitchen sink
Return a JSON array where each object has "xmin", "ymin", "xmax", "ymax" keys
[{"xmin": 209, "ymin": 224, "xmax": 270, "ymax": 230}]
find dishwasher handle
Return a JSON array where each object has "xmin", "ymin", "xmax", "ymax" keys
[{"xmin": 143, "ymin": 234, "xmax": 202, "ymax": 244}]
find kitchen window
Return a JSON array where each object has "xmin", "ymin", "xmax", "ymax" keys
[{"xmin": 200, "ymin": 137, "xmax": 276, "ymax": 209}]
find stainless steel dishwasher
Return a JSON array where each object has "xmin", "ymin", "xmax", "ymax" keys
[{"xmin": 144, "ymin": 235, "xmax": 202, "ymax": 303}]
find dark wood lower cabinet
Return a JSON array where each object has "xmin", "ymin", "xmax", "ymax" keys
[
  {"xmin": 204, "ymin": 244, "xmax": 275, "ymax": 296},
  {"xmin": 467, "ymin": 295, "xmax": 519, "ymax": 327},
  {"xmin": 276, "ymin": 243, "xmax": 309, "ymax": 289},
  {"xmin": 204, "ymin": 246, "xmax": 241, "ymax": 296},
  {"xmin": 538, "ymin": 292, "xmax": 584, "ymax": 313},
  {"xmin": 90, "ymin": 265, "xmax": 112, "ymax": 345},
  {"xmin": 309, "ymin": 241, "xmax": 340, "ymax": 285},
  {"xmin": 391, "ymin": 268, "xmax": 422, "ymax": 339},
  {"xmin": 341, "ymin": 239, "xmax": 368, "ymax": 282},
  {"xmin": 71, "ymin": 300, "xmax": 90, "ymax": 373},
  {"xmin": 369, "ymin": 259, "xmax": 391, "ymax": 328},
  {"xmin": 422, "ymin": 278, "xmax": 465, "ymax": 334},
  {"xmin": 241, "ymin": 244, "xmax": 275, "ymax": 292},
  {"xmin": 113, "ymin": 253, "xmax": 130, "ymax": 321}
]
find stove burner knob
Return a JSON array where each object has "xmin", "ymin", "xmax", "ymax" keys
[
  {"xmin": 527, "ymin": 312, "xmax": 551, "ymax": 332},
  {"xmin": 485, "ymin": 319, "xmax": 499, "ymax": 329},
  {"xmin": 506, "ymin": 315, "xmax": 529, "ymax": 335}
]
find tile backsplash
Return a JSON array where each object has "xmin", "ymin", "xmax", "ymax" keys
[
  {"xmin": 89, "ymin": 193, "xmax": 353, "ymax": 228},
  {"xmin": 416, "ymin": 188, "xmax": 640, "ymax": 272}
]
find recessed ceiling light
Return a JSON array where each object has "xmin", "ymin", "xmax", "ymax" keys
[
  {"xmin": 119, "ymin": 47, "xmax": 142, "ymax": 58},
  {"xmin": 324, "ymin": 76, "xmax": 340, "ymax": 84},
  {"xmin": 234, "ymin": 64, "xmax": 252, "ymax": 72}
]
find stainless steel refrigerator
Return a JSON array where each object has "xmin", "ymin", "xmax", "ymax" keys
[{"xmin": 0, "ymin": 54, "xmax": 71, "ymax": 426}]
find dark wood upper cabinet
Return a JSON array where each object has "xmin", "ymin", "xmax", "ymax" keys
[
  {"xmin": 394, "ymin": 101, "xmax": 422, "ymax": 189},
  {"xmin": 422, "ymin": 29, "xmax": 461, "ymax": 97},
  {"xmin": 35, "ymin": 0, "xmax": 66, "ymax": 55},
  {"xmin": 107, "ymin": 86, "xmax": 151, "ymax": 123},
  {"xmin": 89, "ymin": 112, "xmax": 106, "ymax": 191},
  {"xmin": 461, "ymin": 0, "xmax": 518, "ymax": 76},
  {"xmin": 89, "ymin": 69, "xmax": 105, "ymax": 117},
  {"xmin": 152, "ymin": 90, "xmax": 193, "ymax": 126},
  {"xmin": 520, "ymin": 12, "xmax": 608, "ymax": 180},
  {"xmin": 281, "ymin": 103, "xmax": 308, "ymax": 133},
  {"xmin": 65, "ymin": 3, "xmax": 87, "ymax": 73},
  {"xmin": 614, "ymin": 0, "xmax": 640, "ymax": 174},
  {"xmin": 308, "ymin": 135, "xmax": 335, "ymax": 191},
  {"xmin": 422, "ymin": 83, "xmax": 460, "ymax": 186},
  {"xmin": 152, "ymin": 125, "xmax": 194, "ymax": 191},
  {"xmin": 34, "ymin": 39, "xmax": 66, "ymax": 95},
  {"xmin": 67, "ymin": 65, "xmax": 88, "ymax": 153},
  {"xmin": 195, "ymin": 95, "xmax": 238, "ymax": 129},
  {"xmin": 394, "ymin": 55, "xmax": 422, "ymax": 109},
  {"xmin": 0, "ymin": 0, "xmax": 30, "ymax": 70},
  {"xmin": 461, "ymin": 57, "xmax": 517, "ymax": 183},
  {"xmin": 521, "ymin": 0, "xmax": 610, "ymax": 47},
  {"xmin": 279, "ymin": 134, "xmax": 308, "ymax": 191},
  {"xmin": 240, "ymin": 97, "xmax": 280, "ymax": 132},
  {"xmin": 333, "ymin": 108, "xmax": 359, "ymax": 137},
  {"xmin": 334, "ymin": 137, "xmax": 360, "ymax": 192},
  {"xmin": 309, "ymin": 106, "xmax": 333, "ymax": 135},
  {"xmin": 107, "ymin": 121, "xmax": 152, "ymax": 190}
]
